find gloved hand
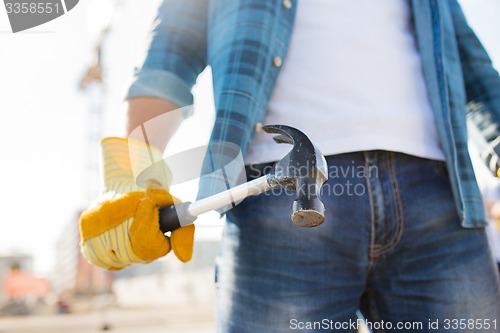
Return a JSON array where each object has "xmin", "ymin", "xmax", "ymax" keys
[{"xmin": 79, "ymin": 137, "xmax": 195, "ymax": 270}]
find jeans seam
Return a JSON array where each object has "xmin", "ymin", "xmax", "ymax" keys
[
  {"xmin": 364, "ymin": 151, "xmax": 378, "ymax": 261},
  {"xmin": 384, "ymin": 153, "xmax": 405, "ymax": 253},
  {"xmin": 371, "ymin": 153, "xmax": 404, "ymax": 257},
  {"xmin": 367, "ymin": 283, "xmax": 385, "ymax": 333}
]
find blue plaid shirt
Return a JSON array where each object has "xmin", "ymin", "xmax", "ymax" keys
[{"xmin": 127, "ymin": 0, "xmax": 500, "ymax": 228}]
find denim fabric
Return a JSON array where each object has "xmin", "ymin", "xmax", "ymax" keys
[
  {"xmin": 216, "ymin": 152, "xmax": 500, "ymax": 332},
  {"xmin": 127, "ymin": 0, "xmax": 500, "ymax": 228}
]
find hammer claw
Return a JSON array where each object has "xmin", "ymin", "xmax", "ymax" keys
[
  {"xmin": 261, "ymin": 125, "xmax": 302, "ymax": 145},
  {"xmin": 271, "ymin": 134, "xmax": 294, "ymax": 145}
]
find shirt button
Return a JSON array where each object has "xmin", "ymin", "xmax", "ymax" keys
[
  {"xmin": 273, "ymin": 56, "xmax": 283, "ymax": 68},
  {"xmin": 283, "ymin": 0, "xmax": 292, "ymax": 9},
  {"xmin": 255, "ymin": 122, "xmax": 263, "ymax": 132}
]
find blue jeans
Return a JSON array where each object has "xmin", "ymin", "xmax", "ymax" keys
[{"xmin": 215, "ymin": 151, "xmax": 500, "ymax": 332}]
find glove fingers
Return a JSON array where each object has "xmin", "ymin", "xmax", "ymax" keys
[
  {"xmin": 170, "ymin": 224, "xmax": 195, "ymax": 263},
  {"xmin": 129, "ymin": 198, "xmax": 171, "ymax": 261}
]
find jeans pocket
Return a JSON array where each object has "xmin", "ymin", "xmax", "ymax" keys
[{"xmin": 429, "ymin": 159, "xmax": 449, "ymax": 180}]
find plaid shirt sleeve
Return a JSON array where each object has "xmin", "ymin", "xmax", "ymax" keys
[
  {"xmin": 126, "ymin": 0, "xmax": 209, "ymax": 110},
  {"xmin": 450, "ymin": 0, "xmax": 500, "ymax": 121},
  {"xmin": 450, "ymin": 0, "xmax": 500, "ymax": 175}
]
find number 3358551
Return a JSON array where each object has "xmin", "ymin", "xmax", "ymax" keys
[{"xmin": 5, "ymin": 2, "xmax": 61, "ymax": 14}]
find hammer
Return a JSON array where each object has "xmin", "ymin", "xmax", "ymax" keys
[{"xmin": 158, "ymin": 125, "xmax": 328, "ymax": 232}]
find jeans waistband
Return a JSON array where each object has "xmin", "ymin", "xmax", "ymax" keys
[{"xmin": 245, "ymin": 150, "xmax": 445, "ymax": 180}]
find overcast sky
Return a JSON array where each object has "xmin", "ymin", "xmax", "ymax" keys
[{"xmin": 0, "ymin": 0, "xmax": 499, "ymax": 275}]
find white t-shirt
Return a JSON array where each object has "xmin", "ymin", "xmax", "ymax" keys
[{"xmin": 246, "ymin": 0, "xmax": 445, "ymax": 164}]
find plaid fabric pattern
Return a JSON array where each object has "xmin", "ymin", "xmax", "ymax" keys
[
  {"xmin": 449, "ymin": 0, "xmax": 500, "ymax": 226},
  {"xmin": 127, "ymin": 0, "xmax": 500, "ymax": 227}
]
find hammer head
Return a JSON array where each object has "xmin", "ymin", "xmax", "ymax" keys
[{"xmin": 262, "ymin": 125, "xmax": 328, "ymax": 228}]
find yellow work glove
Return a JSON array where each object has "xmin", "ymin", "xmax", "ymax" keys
[{"xmin": 79, "ymin": 138, "xmax": 195, "ymax": 270}]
